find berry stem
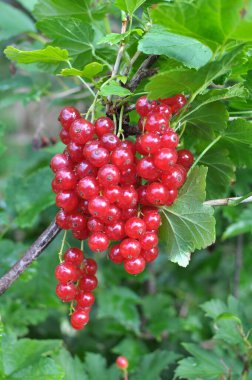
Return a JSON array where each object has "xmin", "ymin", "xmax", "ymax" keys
[
  {"xmin": 123, "ymin": 369, "xmax": 128, "ymax": 380},
  {"xmin": 67, "ymin": 60, "xmax": 96, "ymax": 97},
  {"xmin": 85, "ymin": 91, "xmax": 99, "ymax": 122},
  {"xmin": 117, "ymin": 105, "xmax": 125, "ymax": 138},
  {"xmin": 58, "ymin": 230, "xmax": 67, "ymax": 263},
  {"xmin": 80, "ymin": 240, "xmax": 84, "ymax": 252},
  {"xmin": 187, "ymin": 135, "xmax": 222, "ymax": 176}
]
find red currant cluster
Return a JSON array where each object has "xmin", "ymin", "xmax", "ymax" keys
[
  {"xmin": 55, "ymin": 247, "xmax": 97, "ymax": 330},
  {"xmin": 50, "ymin": 94, "xmax": 193, "ymax": 329}
]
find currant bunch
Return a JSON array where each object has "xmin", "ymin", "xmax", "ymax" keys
[{"xmin": 50, "ymin": 94, "xmax": 194, "ymax": 330}]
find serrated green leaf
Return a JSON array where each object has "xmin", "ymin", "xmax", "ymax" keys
[
  {"xmin": 61, "ymin": 62, "xmax": 103, "ymax": 79},
  {"xmin": 98, "ymin": 32, "xmax": 130, "ymax": 45},
  {"xmin": 55, "ymin": 348, "xmax": 88, "ymax": 380},
  {"xmin": 139, "ymin": 26, "xmax": 212, "ymax": 69},
  {"xmin": 112, "ymin": 338, "xmax": 148, "ymax": 369},
  {"xmin": 84, "ymin": 353, "xmax": 119, "ymax": 380},
  {"xmin": 200, "ymin": 148, "xmax": 235, "ymax": 199},
  {"xmin": 0, "ymin": 2, "xmax": 35, "ymax": 41},
  {"xmin": 216, "ymin": 312, "xmax": 242, "ymax": 324},
  {"xmin": 201, "ymin": 299, "xmax": 227, "ymax": 320},
  {"xmin": 16, "ymin": 0, "xmax": 38, "ymax": 11},
  {"xmin": 160, "ymin": 167, "xmax": 216, "ymax": 267},
  {"xmin": 115, "ymin": 0, "xmax": 147, "ymax": 15},
  {"xmin": 4, "ymin": 46, "xmax": 69, "ymax": 64},
  {"xmin": 222, "ymin": 206, "xmax": 252, "ymax": 239},
  {"xmin": 100, "ymin": 80, "xmax": 132, "ymax": 97}
]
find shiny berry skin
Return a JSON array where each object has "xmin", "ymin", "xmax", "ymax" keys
[
  {"xmin": 75, "ymin": 291, "xmax": 95, "ymax": 307},
  {"xmin": 59, "ymin": 106, "xmax": 81, "ymax": 131},
  {"xmin": 161, "ymin": 129, "xmax": 179, "ymax": 149},
  {"xmin": 141, "ymin": 247, "xmax": 159, "ymax": 263},
  {"xmin": 125, "ymin": 217, "xmax": 146, "ymax": 239},
  {"xmin": 79, "ymin": 275, "xmax": 98, "ymax": 291},
  {"xmin": 137, "ymin": 185, "xmax": 151, "ymax": 206},
  {"xmin": 145, "ymin": 112, "xmax": 169, "ymax": 134},
  {"xmin": 64, "ymin": 247, "xmax": 83, "ymax": 265},
  {"xmin": 56, "ymin": 191, "xmax": 79, "ymax": 212},
  {"xmin": 88, "ymin": 196, "xmax": 109, "ymax": 218},
  {"xmin": 140, "ymin": 231, "xmax": 158, "ymax": 250},
  {"xmin": 142, "ymin": 210, "xmax": 161, "ymax": 230},
  {"xmin": 56, "ymin": 209, "xmax": 70, "ymax": 229},
  {"xmin": 88, "ymin": 147, "xmax": 110, "ymax": 168},
  {"xmin": 55, "ymin": 262, "xmax": 80, "ymax": 283},
  {"xmin": 166, "ymin": 188, "xmax": 178, "ymax": 205},
  {"xmin": 116, "ymin": 356, "xmax": 129, "ymax": 369},
  {"xmin": 82, "ymin": 258, "xmax": 98, "ymax": 275},
  {"xmin": 71, "ymin": 309, "xmax": 89, "ymax": 330},
  {"xmin": 109, "ymin": 244, "xmax": 124, "ymax": 264},
  {"xmin": 69, "ymin": 213, "xmax": 87, "ymax": 231},
  {"xmin": 77, "ymin": 176, "xmax": 99, "ymax": 199},
  {"xmin": 138, "ymin": 133, "xmax": 161, "ymax": 154},
  {"xmin": 161, "ymin": 164, "xmax": 187, "ymax": 189},
  {"xmin": 69, "ymin": 118, "xmax": 94, "ymax": 145},
  {"xmin": 54, "ymin": 170, "xmax": 77, "ymax": 191},
  {"xmin": 60, "ymin": 129, "xmax": 71, "ymax": 145},
  {"xmin": 103, "ymin": 186, "xmax": 122, "ymax": 204},
  {"xmin": 75, "ymin": 161, "xmax": 97, "ymax": 179},
  {"xmin": 170, "ymin": 94, "xmax": 187, "ymax": 112},
  {"xmin": 177, "ymin": 149, "xmax": 194, "ymax": 169},
  {"xmin": 121, "ymin": 207, "xmax": 138, "ymax": 220},
  {"xmin": 120, "ymin": 167, "xmax": 138, "ymax": 186},
  {"xmin": 56, "ymin": 282, "xmax": 76, "ymax": 302},
  {"xmin": 50, "ymin": 153, "xmax": 72, "ymax": 173},
  {"xmin": 103, "ymin": 205, "xmax": 121, "ymax": 225},
  {"xmin": 119, "ymin": 140, "xmax": 136, "ymax": 155},
  {"xmin": 151, "ymin": 104, "xmax": 172, "ymax": 119},
  {"xmin": 120, "ymin": 238, "xmax": 141, "ymax": 259},
  {"xmin": 94, "ymin": 117, "xmax": 114, "ymax": 137},
  {"xmin": 153, "ymin": 148, "xmax": 178, "ymax": 170},
  {"xmin": 105, "ymin": 221, "xmax": 125, "ymax": 240},
  {"xmin": 79, "ymin": 199, "xmax": 89, "ymax": 213},
  {"xmin": 83, "ymin": 139, "xmax": 103, "ymax": 158},
  {"xmin": 135, "ymin": 136, "xmax": 148, "ymax": 155},
  {"xmin": 120, "ymin": 186, "xmax": 138, "ymax": 209},
  {"xmin": 146, "ymin": 182, "xmax": 169, "ymax": 205},
  {"xmin": 51, "ymin": 178, "xmax": 61, "ymax": 194},
  {"xmin": 136, "ymin": 96, "xmax": 151, "ymax": 117},
  {"xmin": 124, "ymin": 256, "xmax": 145, "ymax": 275},
  {"xmin": 87, "ymin": 217, "xmax": 104, "ymax": 233},
  {"xmin": 137, "ymin": 157, "xmax": 160, "ymax": 181},
  {"xmin": 98, "ymin": 164, "xmax": 120, "ymax": 187},
  {"xmin": 72, "ymin": 227, "xmax": 89, "ymax": 241},
  {"xmin": 111, "ymin": 147, "xmax": 134, "ymax": 170},
  {"xmin": 88, "ymin": 232, "xmax": 109, "ymax": 252},
  {"xmin": 101, "ymin": 133, "xmax": 120, "ymax": 151},
  {"xmin": 67, "ymin": 141, "xmax": 84, "ymax": 163}
]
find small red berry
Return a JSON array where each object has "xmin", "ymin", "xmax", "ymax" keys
[
  {"xmin": 71, "ymin": 309, "xmax": 89, "ymax": 330},
  {"xmin": 116, "ymin": 356, "xmax": 129, "ymax": 369},
  {"xmin": 120, "ymin": 238, "xmax": 141, "ymax": 259},
  {"xmin": 69, "ymin": 118, "xmax": 94, "ymax": 145},
  {"xmin": 59, "ymin": 106, "xmax": 81, "ymax": 131},
  {"xmin": 88, "ymin": 232, "xmax": 109, "ymax": 252},
  {"xmin": 124, "ymin": 256, "xmax": 145, "ymax": 275},
  {"xmin": 94, "ymin": 117, "xmax": 114, "ymax": 137},
  {"xmin": 79, "ymin": 275, "xmax": 98, "ymax": 291},
  {"xmin": 56, "ymin": 282, "xmax": 77, "ymax": 302},
  {"xmin": 64, "ymin": 247, "xmax": 83, "ymax": 265},
  {"xmin": 109, "ymin": 244, "xmax": 124, "ymax": 264}
]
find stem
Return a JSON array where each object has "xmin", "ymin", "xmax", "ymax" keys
[
  {"xmin": 67, "ymin": 61, "xmax": 96, "ymax": 97},
  {"xmin": 58, "ymin": 230, "xmax": 67, "ymax": 263},
  {"xmin": 204, "ymin": 196, "xmax": 252, "ymax": 206},
  {"xmin": 187, "ymin": 135, "xmax": 222, "ymax": 176},
  {"xmin": 80, "ymin": 240, "xmax": 84, "ymax": 252},
  {"xmin": 123, "ymin": 369, "xmax": 128, "ymax": 380},
  {"xmin": 85, "ymin": 91, "xmax": 99, "ymax": 122},
  {"xmin": 117, "ymin": 105, "xmax": 125, "ymax": 138}
]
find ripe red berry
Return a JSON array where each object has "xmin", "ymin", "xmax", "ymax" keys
[
  {"xmin": 56, "ymin": 209, "xmax": 70, "ymax": 229},
  {"xmin": 151, "ymin": 104, "xmax": 172, "ymax": 119},
  {"xmin": 71, "ymin": 309, "xmax": 89, "ymax": 330},
  {"xmin": 137, "ymin": 157, "xmax": 160, "ymax": 181},
  {"xmin": 124, "ymin": 256, "xmax": 145, "ymax": 275},
  {"xmin": 75, "ymin": 161, "xmax": 97, "ymax": 179},
  {"xmin": 50, "ymin": 153, "xmax": 72, "ymax": 173},
  {"xmin": 145, "ymin": 112, "xmax": 169, "ymax": 134},
  {"xmin": 69, "ymin": 118, "xmax": 94, "ymax": 145},
  {"xmin": 56, "ymin": 191, "xmax": 79, "ymax": 212},
  {"xmin": 101, "ymin": 133, "xmax": 120, "ymax": 151},
  {"xmin": 125, "ymin": 217, "xmax": 146, "ymax": 239},
  {"xmin": 75, "ymin": 291, "xmax": 95, "ymax": 307},
  {"xmin": 141, "ymin": 247, "xmax": 159, "ymax": 263},
  {"xmin": 140, "ymin": 231, "xmax": 158, "ymax": 250},
  {"xmin": 79, "ymin": 275, "xmax": 98, "ymax": 291},
  {"xmin": 153, "ymin": 148, "xmax": 178, "ymax": 170},
  {"xmin": 121, "ymin": 207, "xmax": 138, "ymax": 220},
  {"xmin": 105, "ymin": 221, "xmax": 125, "ymax": 240},
  {"xmin": 56, "ymin": 282, "xmax": 77, "ymax": 301},
  {"xmin": 88, "ymin": 147, "xmax": 110, "ymax": 168},
  {"xmin": 59, "ymin": 106, "xmax": 81, "ymax": 131},
  {"xmin": 120, "ymin": 238, "xmax": 141, "ymax": 259},
  {"xmin": 83, "ymin": 139, "xmax": 103, "ymax": 158},
  {"xmin": 103, "ymin": 185, "xmax": 122, "ymax": 204},
  {"xmin": 170, "ymin": 94, "xmax": 187, "ymax": 112},
  {"xmin": 82, "ymin": 258, "xmax": 98, "ymax": 275},
  {"xmin": 146, "ymin": 182, "xmax": 169, "ymax": 205},
  {"xmin": 77, "ymin": 176, "xmax": 99, "ymax": 199},
  {"xmin": 109, "ymin": 244, "xmax": 124, "ymax": 264},
  {"xmin": 87, "ymin": 217, "xmax": 104, "ymax": 233},
  {"xmin": 55, "ymin": 262, "xmax": 80, "ymax": 283},
  {"xmin": 177, "ymin": 149, "xmax": 194, "ymax": 169},
  {"xmin": 136, "ymin": 95, "xmax": 151, "ymax": 116},
  {"xmin": 98, "ymin": 164, "xmax": 120, "ymax": 187},
  {"xmin": 111, "ymin": 147, "xmax": 134, "ymax": 170},
  {"xmin": 54, "ymin": 170, "xmax": 77, "ymax": 191},
  {"xmin": 88, "ymin": 196, "xmax": 109, "ymax": 218},
  {"xmin": 72, "ymin": 228, "xmax": 89, "ymax": 240},
  {"xmin": 138, "ymin": 133, "xmax": 161, "ymax": 154},
  {"xmin": 166, "ymin": 188, "xmax": 178, "ymax": 205},
  {"xmin": 137, "ymin": 185, "xmax": 151, "ymax": 206},
  {"xmin": 64, "ymin": 247, "xmax": 83, "ymax": 265},
  {"xmin": 161, "ymin": 164, "xmax": 187, "ymax": 189},
  {"xmin": 120, "ymin": 186, "xmax": 138, "ymax": 209},
  {"xmin": 103, "ymin": 205, "xmax": 121, "ymax": 225},
  {"xmin": 142, "ymin": 210, "xmax": 161, "ymax": 230},
  {"xmin": 161, "ymin": 129, "xmax": 179, "ymax": 149},
  {"xmin": 88, "ymin": 232, "xmax": 109, "ymax": 252},
  {"xmin": 116, "ymin": 356, "xmax": 129, "ymax": 369},
  {"xmin": 94, "ymin": 117, "xmax": 114, "ymax": 137},
  {"xmin": 69, "ymin": 213, "xmax": 87, "ymax": 231},
  {"xmin": 59, "ymin": 129, "xmax": 71, "ymax": 145},
  {"xmin": 67, "ymin": 141, "xmax": 84, "ymax": 163}
]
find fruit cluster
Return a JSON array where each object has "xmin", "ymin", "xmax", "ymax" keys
[{"xmin": 50, "ymin": 94, "xmax": 193, "ymax": 329}]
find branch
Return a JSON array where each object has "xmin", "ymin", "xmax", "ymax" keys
[
  {"xmin": 204, "ymin": 196, "xmax": 252, "ymax": 206},
  {"xmin": 126, "ymin": 54, "xmax": 158, "ymax": 92},
  {"xmin": 0, "ymin": 221, "xmax": 60, "ymax": 296}
]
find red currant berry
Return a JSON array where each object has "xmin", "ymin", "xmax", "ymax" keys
[
  {"xmin": 59, "ymin": 106, "xmax": 81, "ymax": 131},
  {"xmin": 153, "ymin": 148, "xmax": 178, "ymax": 170},
  {"xmin": 124, "ymin": 256, "xmax": 145, "ymax": 275},
  {"xmin": 145, "ymin": 112, "xmax": 169, "ymax": 134},
  {"xmin": 119, "ymin": 140, "xmax": 136, "ymax": 155},
  {"xmin": 55, "ymin": 209, "xmax": 70, "ymax": 229},
  {"xmin": 88, "ymin": 232, "xmax": 109, "ymax": 252},
  {"xmin": 67, "ymin": 141, "xmax": 84, "ymax": 163},
  {"xmin": 79, "ymin": 199, "xmax": 89, "ymax": 214},
  {"xmin": 116, "ymin": 356, "xmax": 129, "ymax": 369},
  {"xmin": 137, "ymin": 185, "xmax": 151, "ymax": 206},
  {"xmin": 88, "ymin": 196, "xmax": 109, "ymax": 218},
  {"xmin": 151, "ymin": 104, "xmax": 172, "ymax": 119},
  {"xmin": 51, "ymin": 178, "xmax": 62, "ymax": 194},
  {"xmin": 121, "ymin": 207, "xmax": 138, "ymax": 220},
  {"xmin": 101, "ymin": 133, "xmax": 120, "ymax": 151},
  {"xmin": 88, "ymin": 147, "xmax": 110, "ymax": 168},
  {"xmin": 75, "ymin": 161, "xmax": 97, "ymax": 179},
  {"xmin": 98, "ymin": 164, "xmax": 120, "ymax": 187},
  {"xmin": 69, "ymin": 118, "xmax": 94, "ymax": 145},
  {"xmin": 83, "ymin": 139, "xmax": 103, "ymax": 158},
  {"xmin": 87, "ymin": 217, "xmax": 104, "ymax": 233},
  {"xmin": 71, "ymin": 309, "xmax": 89, "ymax": 330},
  {"xmin": 55, "ymin": 262, "xmax": 80, "ymax": 283},
  {"xmin": 166, "ymin": 188, "xmax": 178, "ymax": 205},
  {"xmin": 161, "ymin": 164, "xmax": 187, "ymax": 189},
  {"xmin": 125, "ymin": 217, "xmax": 146, "ymax": 239},
  {"xmin": 94, "ymin": 117, "xmax": 114, "ymax": 137},
  {"xmin": 139, "ymin": 133, "xmax": 161, "ymax": 154},
  {"xmin": 59, "ymin": 129, "xmax": 71, "ymax": 145},
  {"xmin": 146, "ymin": 182, "xmax": 169, "ymax": 205},
  {"xmin": 140, "ymin": 231, "xmax": 158, "ymax": 250},
  {"xmin": 72, "ymin": 227, "xmax": 89, "ymax": 240},
  {"xmin": 103, "ymin": 205, "xmax": 121, "ymax": 225},
  {"xmin": 161, "ymin": 129, "xmax": 179, "ymax": 149},
  {"xmin": 105, "ymin": 221, "xmax": 125, "ymax": 240},
  {"xmin": 120, "ymin": 186, "xmax": 138, "ymax": 209},
  {"xmin": 142, "ymin": 210, "xmax": 161, "ymax": 230},
  {"xmin": 77, "ymin": 176, "xmax": 99, "ymax": 200},
  {"xmin": 56, "ymin": 191, "xmax": 79, "ymax": 212},
  {"xmin": 103, "ymin": 186, "xmax": 122, "ymax": 204},
  {"xmin": 54, "ymin": 170, "xmax": 77, "ymax": 191},
  {"xmin": 137, "ymin": 157, "xmax": 160, "ymax": 181},
  {"xmin": 79, "ymin": 275, "xmax": 98, "ymax": 291},
  {"xmin": 120, "ymin": 238, "xmax": 141, "ymax": 259},
  {"xmin": 177, "ymin": 149, "xmax": 194, "ymax": 169},
  {"xmin": 141, "ymin": 247, "xmax": 159, "ymax": 263},
  {"xmin": 111, "ymin": 147, "xmax": 134, "ymax": 170},
  {"xmin": 56, "ymin": 282, "xmax": 76, "ymax": 301},
  {"xmin": 69, "ymin": 213, "xmax": 87, "ymax": 231},
  {"xmin": 136, "ymin": 96, "xmax": 151, "ymax": 117},
  {"xmin": 82, "ymin": 258, "xmax": 98, "ymax": 275},
  {"xmin": 120, "ymin": 166, "xmax": 138, "ymax": 186},
  {"xmin": 50, "ymin": 153, "xmax": 72, "ymax": 173},
  {"xmin": 75, "ymin": 291, "xmax": 95, "ymax": 307},
  {"xmin": 64, "ymin": 247, "xmax": 83, "ymax": 265},
  {"xmin": 170, "ymin": 94, "xmax": 187, "ymax": 112},
  {"xmin": 109, "ymin": 244, "xmax": 124, "ymax": 264},
  {"xmin": 135, "ymin": 135, "xmax": 148, "ymax": 155}
]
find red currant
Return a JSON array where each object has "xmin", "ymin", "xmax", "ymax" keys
[
  {"xmin": 125, "ymin": 217, "xmax": 146, "ymax": 239},
  {"xmin": 97, "ymin": 164, "xmax": 120, "ymax": 187},
  {"xmin": 55, "ymin": 262, "xmax": 80, "ymax": 283},
  {"xmin": 59, "ymin": 106, "xmax": 81, "ymax": 131},
  {"xmin": 141, "ymin": 247, "xmax": 159, "ymax": 263},
  {"xmin": 69, "ymin": 118, "xmax": 94, "ymax": 145},
  {"xmin": 94, "ymin": 117, "xmax": 114, "ymax": 137},
  {"xmin": 120, "ymin": 238, "xmax": 141, "ymax": 259},
  {"xmin": 116, "ymin": 356, "xmax": 129, "ymax": 369},
  {"xmin": 77, "ymin": 176, "xmax": 99, "ymax": 200},
  {"xmin": 153, "ymin": 148, "xmax": 178, "ymax": 170},
  {"xmin": 140, "ymin": 231, "xmax": 158, "ymax": 250},
  {"xmin": 79, "ymin": 275, "xmax": 98, "ymax": 291},
  {"xmin": 124, "ymin": 256, "xmax": 145, "ymax": 275},
  {"xmin": 177, "ymin": 149, "xmax": 194, "ymax": 169},
  {"xmin": 71, "ymin": 309, "xmax": 89, "ymax": 330},
  {"xmin": 146, "ymin": 182, "xmax": 169, "ymax": 205},
  {"xmin": 64, "ymin": 247, "xmax": 83, "ymax": 265},
  {"xmin": 56, "ymin": 191, "xmax": 79, "ymax": 212},
  {"xmin": 109, "ymin": 244, "xmax": 124, "ymax": 264},
  {"xmin": 136, "ymin": 96, "xmax": 151, "ymax": 117},
  {"xmin": 88, "ymin": 232, "xmax": 109, "ymax": 252},
  {"xmin": 56, "ymin": 282, "xmax": 76, "ymax": 301}
]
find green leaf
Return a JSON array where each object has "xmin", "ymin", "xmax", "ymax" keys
[
  {"xmin": 112, "ymin": 338, "xmax": 148, "ymax": 369},
  {"xmin": 17, "ymin": 0, "xmax": 38, "ymax": 11},
  {"xmin": 200, "ymin": 148, "xmax": 235, "ymax": 199},
  {"xmin": 139, "ymin": 25, "xmax": 212, "ymax": 69},
  {"xmin": 84, "ymin": 353, "xmax": 119, "ymax": 380},
  {"xmin": 61, "ymin": 62, "xmax": 103, "ymax": 79},
  {"xmin": 201, "ymin": 299, "xmax": 228, "ymax": 320},
  {"xmin": 131, "ymin": 350, "xmax": 178, "ymax": 380},
  {"xmin": 115, "ymin": 0, "xmax": 147, "ymax": 15},
  {"xmin": 98, "ymin": 29, "xmax": 143, "ymax": 45},
  {"xmin": 160, "ymin": 166, "xmax": 216, "ymax": 267},
  {"xmin": 4, "ymin": 46, "xmax": 69, "ymax": 64},
  {"xmin": 151, "ymin": 0, "xmax": 252, "ymax": 51},
  {"xmin": 222, "ymin": 206, "xmax": 252, "ymax": 239},
  {"xmin": 0, "ymin": 2, "xmax": 35, "ymax": 41},
  {"xmin": 100, "ymin": 80, "xmax": 133, "ymax": 97},
  {"xmin": 146, "ymin": 46, "xmax": 243, "ymax": 99},
  {"xmin": 56, "ymin": 348, "xmax": 88, "ymax": 380}
]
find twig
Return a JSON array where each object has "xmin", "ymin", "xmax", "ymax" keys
[
  {"xmin": 233, "ymin": 234, "xmax": 243, "ymax": 298},
  {"xmin": 204, "ymin": 196, "xmax": 252, "ymax": 206},
  {"xmin": 0, "ymin": 221, "xmax": 60, "ymax": 295},
  {"xmin": 126, "ymin": 55, "xmax": 158, "ymax": 92}
]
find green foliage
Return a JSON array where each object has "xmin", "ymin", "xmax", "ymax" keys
[{"xmin": 4, "ymin": 46, "xmax": 69, "ymax": 64}]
